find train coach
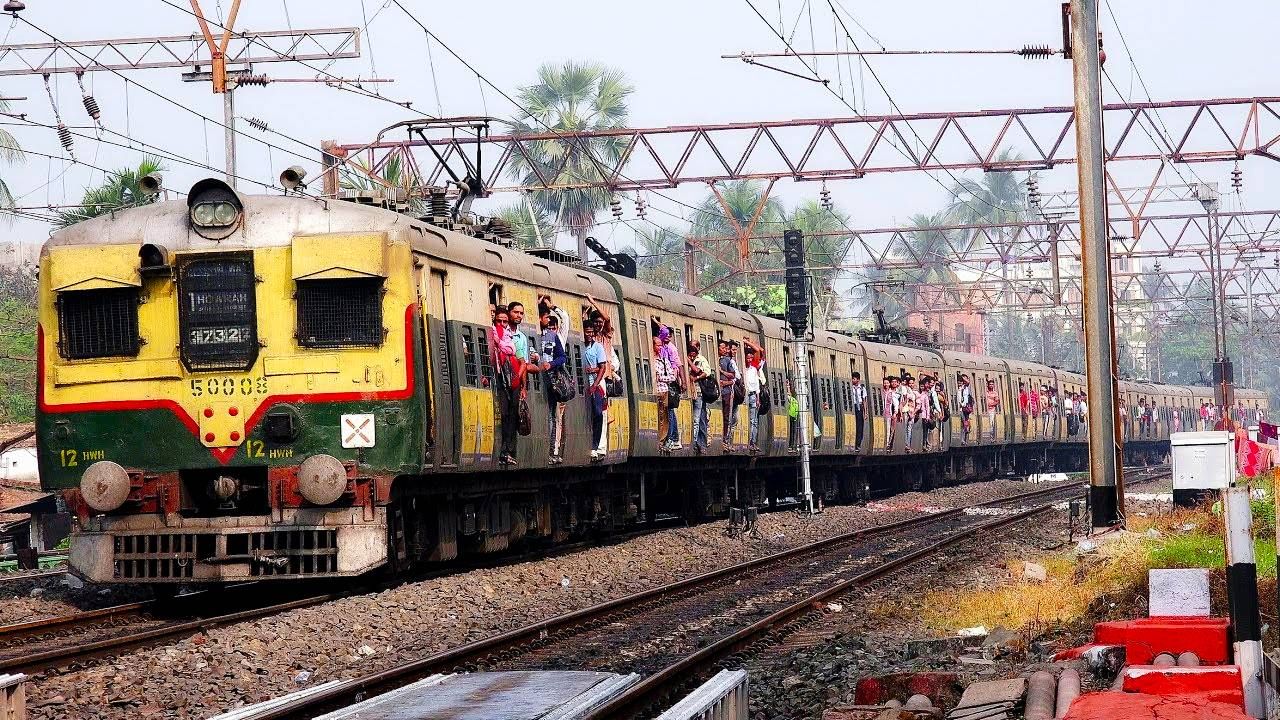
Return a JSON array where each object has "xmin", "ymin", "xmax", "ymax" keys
[{"xmin": 35, "ymin": 178, "xmax": 1269, "ymax": 587}]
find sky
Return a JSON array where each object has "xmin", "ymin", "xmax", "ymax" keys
[{"xmin": 0, "ymin": 0, "xmax": 1276, "ymax": 280}]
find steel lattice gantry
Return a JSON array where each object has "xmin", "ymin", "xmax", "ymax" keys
[{"xmin": 327, "ymin": 97, "xmax": 1280, "ymax": 193}]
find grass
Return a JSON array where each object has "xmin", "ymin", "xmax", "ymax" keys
[{"xmin": 917, "ymin": 498, "xmax": 1279, "ymax": 635}]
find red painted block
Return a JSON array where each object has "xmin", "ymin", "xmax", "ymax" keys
[
  {"xmin": 853, "ymin": 672, "xmax": 960, "ymax": 707},
  {"xmin": 1062, "ymin": 691, "xmax": 1250, "ymax": 720},
  {"xmin": 1093, "ymin": 617, "xmax": 1230, "ymax": 665},
  {"xmin": 1121, "ymin": 665, "xmax": 1244, "ymax": 707}
]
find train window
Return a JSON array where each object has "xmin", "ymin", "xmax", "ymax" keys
[
  {"xmin": 296, "ymin": 278, "xmax": 384, "ymax": 348},
  {"xmin": 178, "ymin": 255, "xmax": 258, "ymax": 371},
  {"xmin": 461, "ymin": 327, "xmax": 478, "ymax": 386},
  {"xmin": 476, "ymin": 326, "xmax": 492, "ymax": 382},
  {"xmin": 57, "ymin": 287, "xmax": 141, "ymax": 360}
]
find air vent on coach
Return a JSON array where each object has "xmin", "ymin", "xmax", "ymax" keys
[{"xmin": 295, "ymin": 278, "xmax": 384, "ymax": 348}]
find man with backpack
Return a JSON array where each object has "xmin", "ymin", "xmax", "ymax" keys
[
  {"xmin": 689, "ymin": 340, "xmax": 715, "ymax": 455},
  {"xmin": 718, "ymin": 339, "xmax": 741, "ymax": 452},
  {"xmin": 538, "ymin": 298, "xmax": 571, "ymax": 465},
  {"xmin": 655, "ymin": 325, "xmax": 683, "ymax": 452}
]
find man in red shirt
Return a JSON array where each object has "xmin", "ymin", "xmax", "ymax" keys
[{"xmin": 1017, "ymin": 381, "xmax": 1030, "ymax": 437}]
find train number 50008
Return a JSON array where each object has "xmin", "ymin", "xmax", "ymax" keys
[{"xmin": 189, "ymin": 377, "xmax": 268, "ymax": 397}]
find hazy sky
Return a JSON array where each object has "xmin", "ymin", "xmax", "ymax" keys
[{"xmin": 1, "ymin": 0, "xmax": 1275, "ymax": 271}]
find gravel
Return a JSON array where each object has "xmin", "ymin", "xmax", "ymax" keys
[
  {"xmin": 22, "ymin": 477, "xmax": 1091, "ymax": 719},
  {"xmin": 0, "ymin": 574, "xmax": 150, "ymax": 627}
]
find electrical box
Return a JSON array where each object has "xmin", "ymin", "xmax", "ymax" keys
[{"xmin": 1170, "ymin": 431, "xmax": 1234, "ymax": 507}]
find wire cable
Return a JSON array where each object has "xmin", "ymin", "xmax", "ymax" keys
[
  {"xmin": 15, "ymin": 14, "xmax": 319, "ymax": 166},
  {"xmin": 388, "ymin": 0, "xmax": 803, "ymax": 231}
]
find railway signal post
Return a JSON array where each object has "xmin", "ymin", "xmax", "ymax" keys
[
  {"xmin": 1069, "ymin": 0, "xmax": 1124, "ymax": 531},
  {"xmin": 784, "ymin": 229, "xmax": 816, "ymax": 515}
]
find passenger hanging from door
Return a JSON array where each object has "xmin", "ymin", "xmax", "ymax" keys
[
  {"xmin": 851, "ymin": 371, "xmax": 866, "ymax": 450},
  {"xmin": 742, "ymin": 336, "xmax": 765, "ymax": 454},
  {"xmin": 486, "ymin": 306, "xmax": 522, "ymax": 466},
  {"xmin": 538, "ymin": 295, "xmax": 571, "ymax": 465}
]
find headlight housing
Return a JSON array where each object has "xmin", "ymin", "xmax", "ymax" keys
[{"xmin": 186, "ymin": 178, "xmax": 244, "ymax": 239}]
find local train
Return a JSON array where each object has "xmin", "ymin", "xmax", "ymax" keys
[{"xmin": 35, "ymin": 178, "xmax": 1269, "ymax": 586}]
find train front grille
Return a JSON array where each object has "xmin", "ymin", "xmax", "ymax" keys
[{"xmin": 109, "ymin": 529, "xmax": 340, "ymax": 579}]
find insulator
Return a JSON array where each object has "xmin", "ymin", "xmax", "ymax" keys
[
  {"xmin": 609, "ymin": 196, "xmax": 622, "ymax": 219},
  {"xmin": 235, "ymin": 74, "xmax": 270, "ymax": 87},
  {"xmin": 56, "ymin": 122, "xmax": 73, "ymax": 153},
  {"xmin": 1018, "ymin": 44, "xmax": 1054, "ymax": 60},
  {"xmin": 634, "ymin": 197, "xmax": 646, "ymax": 219},
  {"xmin": 428, "ymin": 190, "xmax": 449, "ymax": 218},
  {"xmin": 80, "ymin": 93, "xmax": 101, "ymax": 121},
  {"xmin": 1231, "ymin": 163, "xmax": 1243, "ymax": 191},
  {"xmin": 246, "ymin": 116, "xmax": 270, "ymax": 133}
]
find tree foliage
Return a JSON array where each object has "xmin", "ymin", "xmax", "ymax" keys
[
  {"xmin": 54, "ymin": 157, "xmax": 166, "ymax": 228},
  {"xmin": 506, "ymin": 61, "xmax": 633, "ymax": 259},
  {"xmin": 0, "ymin": 262, "xmax": 36, "ymax": 422}
]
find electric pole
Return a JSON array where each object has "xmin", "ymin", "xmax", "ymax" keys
[{"xmin": 1070, "ymin": 0, "xmax": 1123, "ymax": 531}]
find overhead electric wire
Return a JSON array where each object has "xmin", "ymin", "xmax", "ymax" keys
[
  {"xmin": 740, "ymin": 0, "xmax": 1022, "ymax": 221},
  {"xmin": 15, "ymin": 15, "xmax": 320, "ymax": 168},
  {"xmin": 387, "ymin": 0, "xmax": 803, "ymax": 231},
  {"xmin": 154, "ymin": 0, "xmax": 419, "ymax": 113}
]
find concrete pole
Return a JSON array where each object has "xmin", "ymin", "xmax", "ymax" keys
[
  {"xmin": 1071, "ymin": 0, "xmax": 1122, "ymax": 531},
  {"xmin": 223, "ymin": 86, "xmax": 237, "ymax": 188},
  {"xmin": 1223, "ymin": 486, "xmax": 1264, "ymax": 717},
  {"xmin": 792, "ymin": 338, "xmax": 814, "ymax": 514}
]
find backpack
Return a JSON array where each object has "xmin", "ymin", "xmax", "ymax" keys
[
  {"xmin": 550, "ymin": 369, "xmax": 576, "ymax": 403},
  {"xmin": 700, "ymin": 376, "xmax": 720, "ymax": 402},
  {"xmin": 732, "ymin": 376, "xmax": 745, "ymax": 407},
  {"xmin": 758, "ymin": 389, "xmax": 772, "ymax": 415}
]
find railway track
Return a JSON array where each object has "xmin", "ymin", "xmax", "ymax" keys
[
  {"xmin": 7, "ymin": 469, "xmax": 1166, "ymax": 688},
  {"xmin": 237, "ymin": 479, "xmax": 1111, "ymax": 719}
]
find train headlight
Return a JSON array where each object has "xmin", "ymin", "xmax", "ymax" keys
[
  {"xmin": 297, "ymin": 454, "xmax": 348, "ymax": 506},
  {"xmin": 80, "ymin": 461, "xmax": 131, "ymax": 512},
  {"xmin": 186, "ymin": 178, "xmax": 244, "ymax": 240}
]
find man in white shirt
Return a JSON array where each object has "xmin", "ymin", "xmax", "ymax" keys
[{"xmin": 851, "ymin": 372, "xmax": 866, "ymax": 450}]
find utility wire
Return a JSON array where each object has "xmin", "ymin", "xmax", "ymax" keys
[
  {"xmin": 16, "ymin": 15, "xmax": 318, "ymax": 166},
  {"xmin": 388, "ymin": 0, "xmax": 802, "ymax": 230},
  {"xmin": 154, "ymin": 0, "xmax": 420, "ymax": 113}
]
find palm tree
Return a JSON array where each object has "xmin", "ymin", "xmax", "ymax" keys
[
  {"xmin": 0, "ymin": 99, "xmax": 21, "ymax": 209},
  {"xmin": 53, "ymin": 157, "xmax": 165, "ymax": 228},
  {"xmin": 490, "ymin": 200, "xmax": 555, "ymax": 250},
  {"xmin": 634, "ymin": 224, "xmax": 687, "ymax": 290},
  {"xmin": 339, "ymin": 154, "xmax": 427, "ymax": 215},
  {"xmin": 895, "ymin": 212, "xmax": 961, "ymax": 314},
  {"xmin": 691, "ymin": 180, "xmax": 784, "ymax": 298},
  {"xmin": 506, "ymin": 62, "xmax": 633, "ymax": 260},
  {"xmin": 784, "ymin": 199, "xmax": 854, "ymax": 327}
]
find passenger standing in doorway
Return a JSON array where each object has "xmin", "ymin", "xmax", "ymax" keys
[
  {"xmin": 1018, "ymin": 381, "xmax": 1030, "ymax": 436},
  {"xmin": 851, "ymin": 372, "xmax": 866, "ymax": 450},
  {"xmin": 883, "ymin": 376, "xmax": 900, "ymax": 450},
  {"xmin": 688, "ymin": 341, "xmax": 712, "ymax": 454},
  {"xmin": 742, "ymin": 337, "xmax": 766, "ymax": 453},
  {"xmin": 984, "ymin": 379, "xmax": 1000, "ymax": 441},
  {"xmin": 900, "ymin": 375, "xmax": 918, "ymax": 452},
  {"xmin": 537, "ymin": 298, "xmax": 569, "ymax": 464},
  {"xmin": 655, "ymin": 326, "xmax": 682, "ymax": 452},
  {"xmin": 487, "ymin": 307, "xmax": 521, "ymax": 466},
  {"xmin": 718, "ymin": 340, "xmax": 740, "ymax": 452},
  {"xmin": 956, "ymin": 375, "xmax": 974, "ymax": 442},
  {"xmin": 583, "ymin": 324, "xmax": 608, "ymax": 461},
  {"xmin": 918, "ymin": 376, "xmax": 934, "ymax": 451}
]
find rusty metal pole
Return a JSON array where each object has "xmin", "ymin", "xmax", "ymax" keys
[{"xmin": 1071, "ymin": 0, "xmax": 1122, "ymax": 531}]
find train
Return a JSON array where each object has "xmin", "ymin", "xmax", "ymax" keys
[{"xmin": 34, "ymin": 177, "xmax": 1269, "ymax": 586}]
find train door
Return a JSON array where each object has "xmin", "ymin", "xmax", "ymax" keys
[{"xmin": 421, "ymin": 268, "xmax": 457, "ymax": 467}]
